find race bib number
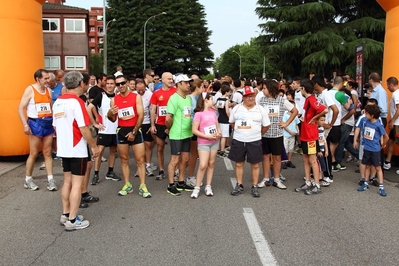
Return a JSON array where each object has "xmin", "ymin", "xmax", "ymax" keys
[
  {"xmin": 118, "ymin": 107, "xmax": 135, "ymax": 120},
  {"xmin": 158, "ymin": 106, "xmax": 167, "ymax": 117},
  {"xmin": 307, "ymin": 140, "xmax": 317, "ymax": 154},
  {"xmin": 364, "ymin": 127, "xmax": 375, "ymax": 140},
  {"xmin": 204, "ymin": 125, "xmax": 217, "ymax": 135},
  {"xmin": 36, "ymin": 103, "xmax": 51, "ymax": 116},
  {"xmin": 53, "ymin": 103, "xmax": 66, "ymax": 118},
  {"xmin": 183, "ymin": 106, "xmax": 191, "ymax": 118},
  {"xmin": 144, "ymin": 107, "xmax": 150, "ymax": 118},
  {"xmin": 217, "ymin": 100, "xmax": 225, "ymax": 108},
  {"xmin": 267, "ymin": 105, "xmax": 279, "ymax": 117},
  {"xmin": 236, "ymin": 119, "xmax": 252, "ymax": 130}
]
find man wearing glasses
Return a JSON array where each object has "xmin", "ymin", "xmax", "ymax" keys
[
  {"xmin": 143, "ymin": 68, "xmax": 155, "ymax": 92},
  {"xmin": 107, "ymin": 75, "xmax": 151, "ymax": 198}
]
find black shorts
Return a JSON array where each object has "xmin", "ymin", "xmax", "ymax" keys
[
  {"xmin": 327, "ymin": 125, "xmax": 341, "ymax": 144},
  {"xmin": 141, "ymin": 124, "xmax": 154, "ymax": 142},
  {"xmin": 116, "ymin": 126, "xmax": 144, "ymax": 146},
  {"xmin": 389, "ymin": 128, "xmax": 396, "ymax": 140},
  {"xmin": 228, "ymin": 139, "xmax": 263, "ymax": 164},
  {"xmin": 86, "ymin": 146, "xmax": 91, "ymax": 161},
  {"xmin": 302, "ymin": 140, "xmax": 320, "ymax": 155},
  {"xmin": 170, "ymin": 138, "xmax": 191, "ymax": 155},
  {"xmin": 155, "ymin": 124, "xmax": 168, "ymax": 140},
  {"xmin": 191, "ymin": 135, "xmax": 198, "ymax": 141},
  {"xmin": 97, "ymin": 134, "xmax": 117, "ymax": 147},
  {"xmin": 62, "ymin": 157, "xmax": 88, "ymax": 175},
  {"xmin": 261, "ymin": 137, "xmax": 283, "ymax": 155},
  {"xmin": 362, "ymin": 150, "xmax": 382, "ymax": 167}
]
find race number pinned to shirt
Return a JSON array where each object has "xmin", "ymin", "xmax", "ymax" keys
[
  {"xmin": 53, "ymin": 103, "xmax": 66, "ymax": 118},
  {"xmin": 183, "ymin": 106, "xmax": 191, "ymax": 118},
  {"xmin": 217, "ymin": 100, "xmax": 225, "ymax": 108},
  {"xmin": 236, "ymin": 119, "xmax": 252, "ymax": 129},
  {"xmin": 36, "ymin": 103, "xmax": 51, "ymax": 116},
  {"xmin": 267, "ymin": 105, "xmax": 279, "ymax": 117},
  {"xmin": 204, "ymin": 125, "xmax": 217, "ymax": 135},
  {"xmin": 158, "ymin": 106, "xmax": 167, "ymax": 117},
  {"xmin": 364, "ymin": 127, "xmax": 375, "ymax": 140},
  {"xmin": 144, "ymin": 107, "xmax": 150, "ymax": 118},
  {"xmin": 118, "ymin": 107, "xmax": 135, "ymax": 120}
]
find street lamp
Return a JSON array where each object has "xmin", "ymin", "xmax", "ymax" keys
[
  {"xmin": 103, "ymin": 18, "xmax": 116, "ymax": 74},
  {"xmin": 143, "ymin": 12, "xmax": 167, "ymax": 70},
  {"xmin": 232, "ymin": 50, "xmax": 242, "ymax": 78}
]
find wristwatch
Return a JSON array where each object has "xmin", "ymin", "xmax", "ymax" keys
[{"xmin": 132, "ymin": 130, "xmax": 137, "ymax": 136}]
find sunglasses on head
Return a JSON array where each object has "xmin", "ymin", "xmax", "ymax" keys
[{"xmin": 116, "ymin": 81, "xmax": 126, "ymax": 87}]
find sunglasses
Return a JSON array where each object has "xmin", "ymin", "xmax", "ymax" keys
[
  {"xmin": 115, "ymin": 81, "xmax": 126, "ymax": 87},
  {"xmin": 150, "ymin": 74, "xmax": 155, "ymax": 77}
]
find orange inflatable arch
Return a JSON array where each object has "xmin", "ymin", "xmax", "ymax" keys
[
  {"xmin": 0, "ymin": 0, "xmax": 398, "ymax": 159},
  {"xmin": 0, "ymin": 0, "xmax": 45, "ymax": 159}
]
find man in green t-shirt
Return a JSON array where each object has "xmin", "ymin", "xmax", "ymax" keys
[{"xmin": 165, "ymin": 74, "xmax": 193, "ymax": 196}]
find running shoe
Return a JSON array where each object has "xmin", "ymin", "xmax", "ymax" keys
[
  {"xmin": 156, "ymin": 170, "xmax": 165, "ymax": 180},
  {"xmin": 383, "ymin": 162, "xmax": 391, "ymax": 170},
  {"xmin": 286, "ymin": 161, "xmax": 296, "ymax": 168},
  {"xmin": 358, "ymin": 178, "xmax": 365, "ymax": 186},
  {"xmin": 323, "ymin": 177, "xmax": 334, "ymax": 183},
  {"xmin": 304, "ymin": 185, "xmax": 321, "ymax": 195},
  {"xmin": 251, "ymin": 185, "xmax": 260, "ymax": 197},
  {"xmin": 148, "ymin": 163, "xmax": 158, "ymax": 171},
  {"xmin": 176, "ymin": 182, "xmax": 194, "ymax": 191},
  {"xmin": 273, "ymin": 180, "xmax": 286, "ymax": 189},
  {"xmin": 60, "ymin": 214, "xmax": 84, "ymax": 226},
  {"xmin": 91, "ymin": 174, "xmax": 99, "ymax": 185},
  {"xmin": 295, "ymin": 183, "xmax": 309, "ymax": 192},
  {"xmin": 231, "ymin": 183, "xmax": 244, "ymax": 196},
  {"xmin": 370, "ymin": 178, "xmax": 379, "ymax": 187},
  {"xmin": 379, "ymin": 188, "xmax": 387, "ymax": 197},
  {"xmin": 118, "ymin": 182, "xmax": 133, "ymax": 196},
  {"xmin": 332, "ymin": 164, "xmax": 341, "ymax": 172},
  {"xmin": 24, "ymin": 179, "xmax": 39, "ymax": 191},
  {"xmin": 64, "ymin": 216, "xmax": 90, "ymax": 231},
  {"xmin": 257, "ymin": 180, "xmax": 267, "ymax": 188},
  {"xmin": 191, "ymin": 187, "xmax": 200, "ymax": 199},
  {"xmin": 186, "ymin": 176, "xmax": 196, "ymax": 187},
  {"xmin": 320, "ymin": 180, "xmax": 331, "ymax": 187},
  {"xmin": 47, "ymin": 179, "xmax": 57, "ymax": 191},
  {"xmin": 357, "ymin": 184, "xmax": 369, "ymax": 191},
  {"xmin": 146, "ymin": 166, "xmax": 154, "ymax": 177},
  {"xmin": 139, "ymin": 184, "xmax": 152, "ymax": 198},
  {"xmin": 167, "ymin": 184, "xmax": 181, "ymax": 196},
  {"xmin": 346, "ymin": 156, "xmax": 353, "ymax": 163},
  {"xmin": 79, "ymin": 200, "xmax": 89, "ymax": 208},
  {"xmin": 82, "ymin": 192, "xmax": 99, "ymax": 203},
  {"xmin": 39, "ymin": 162, "xmax": 46, "ymax": 170},
  {"xmin": 205, "ymin": 185, "xmax": 213, "ymax": 196},
  {"xmin": 105, "ymin": 171, "xmax": 121, "ymax": 181},
  {"xmin": 338, "ymin": 164, "xmax": 346, "ymax": 170}
]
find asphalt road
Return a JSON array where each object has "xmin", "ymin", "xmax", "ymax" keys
[{"xmin": 1, "ymin": 145, "xmax": 399, "ymax": 266}]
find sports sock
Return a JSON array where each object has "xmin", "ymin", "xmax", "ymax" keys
[
  {"xmin": 94, "ymin": 171, "xmax": 99, "ymax": 175},
  {"xmin": 108, "ymin": 167, "xmax": 113, "ymax": 173},
  {"xmin": 25, "ymin": 176, "xmax": 32, "ymax": 182},
  {"xmin": 47, "ymin": 175, "xmax": 54, "ymax": 181}
]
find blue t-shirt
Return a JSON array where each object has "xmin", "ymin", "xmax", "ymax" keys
[
  {"xmin": 282, "ymin": 111, "xmax": 300, "ymax": 137},
  {"xmin": 51, "ymin": 83, "xmax": 63, "ymax": 103},
  {"xmin": 359, "ymin": 117, "xmax": 386, "ymax": 152}
]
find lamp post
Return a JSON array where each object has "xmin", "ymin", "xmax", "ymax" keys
[
  {"xmin": 143, "ymin": 12, "xmax": 166, "ymax": 70},
  {"xmin": 103, "ymin": 18, "xmax": 116, "ymax": 74},
  {"xmin": 232, "ymin": 50, "xmax": 242, "ymax": 78}
]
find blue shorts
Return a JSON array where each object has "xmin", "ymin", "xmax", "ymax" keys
[{"xmin": 28, "ymin": 117, "xmax": 54, "ymax": 137}]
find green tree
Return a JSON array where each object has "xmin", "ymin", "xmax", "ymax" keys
[
  {"xmin": 89, "ymin": 53, "xmax": 103, "ymax": 76},
  {"xmin": 255, "ymin": 0, "xmax": 385, "ymax": 78},
  {"xmin": 106, "ymin": 0, "xmax": 214, "ymax": 77}
]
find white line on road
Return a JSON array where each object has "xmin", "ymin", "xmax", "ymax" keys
[
  {"xmin": 230, "ymin": 177, "xmax": 236, "ymax": 188},
  {"xmin": 243, "ymin": 208, "xmax": 278, "ymax": 266},
  {"xmin": 224, "ymin": 157, "xmax": 234, "ymax": 170}
]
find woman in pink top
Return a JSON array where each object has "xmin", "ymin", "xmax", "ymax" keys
[{"xmin": 191, "ymin": 93, "xmax": 222, "ymax": 198}]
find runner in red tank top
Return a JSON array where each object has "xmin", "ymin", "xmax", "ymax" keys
[{"xmin": 107, "ymin": 75, "xmax": 151, "ymax": 198}]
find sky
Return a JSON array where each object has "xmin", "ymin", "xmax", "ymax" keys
[{"xmin": 64, "ymin": 0, "xmax": 263, "ymax": 59}]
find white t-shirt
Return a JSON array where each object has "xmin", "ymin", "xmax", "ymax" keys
[
  {"xmin": 135, "ymin": 89, "xmax": 152, "ymax": 125},
  {"xmin": 294, "ymin": 90, "xmax": 305, "ymax": 115},
  {"xmin": 229, "ymin": 104, "xmax": 270, "ymax": 142},
  {"xmin": 53, "ymin": 94, "xmax": 90, "ymax": 158},
  {"xmin": 316, "ymin": 89, "xmax": 337, "ymax": 125},
  {"xmin": 390, "ymin": 89, "xmax": 399, "ymax": 125},
  {"xmin": 232, "ymin": 89, "xmax": 243, "ymax": 104}
]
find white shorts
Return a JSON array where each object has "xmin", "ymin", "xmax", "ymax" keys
[
  {"xmin": 283, "ymin": 136, "xmax": 295, "ymax": 153},
  {"xmin": 219, "ymin": 123, "xmax": 230, "ymax": 138}
]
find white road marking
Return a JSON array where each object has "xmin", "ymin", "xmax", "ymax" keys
[
  {"xmin": 243, "ymin": 208, "xmax": 278, "ymax": 266},
  {"xmin": 230, "ymin": 177, "xmax": 236, "ymax": 188},
  {"xmin": 224, "ymin": 157, "xmax": 234, "ymax": 170}
]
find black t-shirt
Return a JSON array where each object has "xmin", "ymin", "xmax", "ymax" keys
[
  {"xmin": 216, "ymin": 97, "xmax": 229, "ymax": 124},
  {"xmin": 91, "ymin": 92, "xmax": 116, "ymax": 109},
  {"xmin": 88, "ymin": 85, "xmax": 103, "ymax": 100}
]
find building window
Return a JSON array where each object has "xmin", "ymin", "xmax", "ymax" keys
[
  {"xmin": 91, "ymin": 27, "xmax": 95, "ymax": 32},
  {"xmin": 42, "ymin": 18, "xmax": 60, "ymax": 32},
  {"xmin": 65, "ymin": 56, "xmax": 85, "ymax": 70},
  {"xmin": 65, "ymin": 19, "xmax": 85, "ymax": 33},
  {"xmin": 91, "ymin": 38, "xmax": 95, "ymax": 42},
  {"xmin": 99, "ymin": 38, "xmax": 103, "ymax": 43},
  {"xmin": 91, "ymin": 49, "xmax": 96, "ymax": 53},
  {"xmin": 44, "ymin": 56, "xmax": 60, "ymax": 70}
]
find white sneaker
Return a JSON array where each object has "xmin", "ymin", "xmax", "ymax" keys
[
  {"xmin": 323, "ymin": 177, "xmax": 334, "ymax": 183},
  {"xmin": 101, "ymin": 156, "xmax": 107, "ymax": 162},
  {"xmin": 186, "ymin": 176, "xmax": 196, "ymax": 187},
  {"xmin": 47, "ymin": 179, "xmax": 57, "ymax": 191},
  {"xmin": 39, "ymin": 162, "xmax": 46, "ymax": 170},
  {"xmin": 383, "ymin": 162, "xmax": 391, "ymax": 170},
  {"xmin": 396, "ymin": 169, "xmax": 399, "ymax": 175},
  {"xmin": 258, "ymin": 180, "xmax": 266, "ymax": 188},
  {"xmin": 273, "ymin": 180, "xmax": 286, "ymax": 189},
  {"xmin": 24, "ymin": 179, "xmax": 39, "ymax": 191},
  {"xmin": 346, "ymin": 156, "xmax": 353, "ymax": 163},
  {"xmin": 279, "ymin": 174, "xmax": 286, "ymax": 182},
  {"xmin": 191, "ymin": 187, "xmax": 200, "ymax": 199},
  {"xmin": 64, "ymin": 216, "xmax": 90, "ymax": 231},
  {"xmin": 205, "ymin": 185, "xmax": 213, "ymax": 196}
]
